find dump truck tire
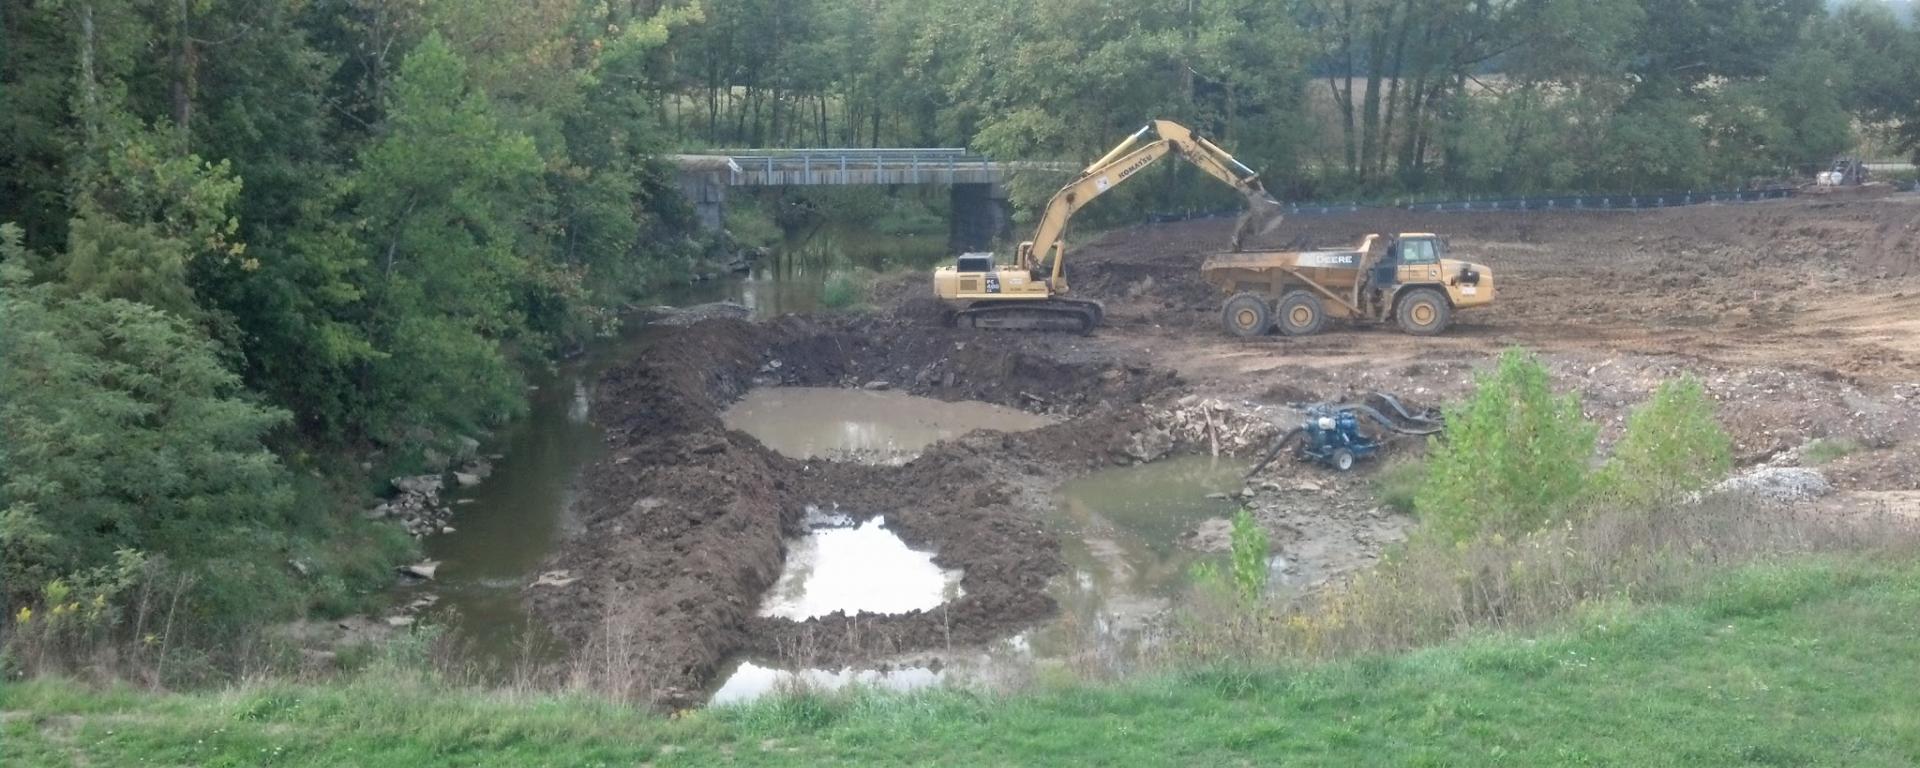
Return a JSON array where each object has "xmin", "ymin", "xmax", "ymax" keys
[
  {"xmin": 1221, "ymin": 293, "xmax": 1272, "ymax": 338},
  {"xmin": 1396, "ymin": 288, "xmax": 1451, "ymax": 335},
  {"xmin": 1275, "ymin": 290, "xmax": 1327, "ymax": 336}
]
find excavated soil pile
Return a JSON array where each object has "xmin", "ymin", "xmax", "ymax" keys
[{"xmin": 528, "ymin": 316, "xmax": 1177, "ymax": 707}]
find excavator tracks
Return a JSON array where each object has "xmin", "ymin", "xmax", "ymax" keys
[{"xmin": 952, "ymin": 299, "xmax": 1104, "ymax": 334}]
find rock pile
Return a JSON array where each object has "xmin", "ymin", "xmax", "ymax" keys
[
  {"xmin": 1125, "ymin": 396, "xmax": 1285, "ymax": 462},
  {"xmin": 366, "ymin": 474, "xmax": 454, "ymax": 538},
  {"xmin": 1714, "ymin": 466, "xmax": 1832, "ymax": 503}
]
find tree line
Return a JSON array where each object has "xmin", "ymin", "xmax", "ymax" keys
[{"xmin": 3, "ymin": 0, "xmax": 1919, "ymax": 629}]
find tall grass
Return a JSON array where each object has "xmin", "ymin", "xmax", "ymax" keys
[{"xmin": 1158, "ymin": 495, "xmax": 1919, "ymax": 665}]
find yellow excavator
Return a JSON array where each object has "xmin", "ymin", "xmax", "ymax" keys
[{"xmin": 933, "ymin": 120, "xmax": 1285, "ymax": 332}]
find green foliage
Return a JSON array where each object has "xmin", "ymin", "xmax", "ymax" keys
[
  {"xmin": 1802, "ymin": 437, "xmax": 1864, "ymax": 465},
  {"xmin": 1594, "ymin": 377, "xmax": 1733, "ymax": 505},
  {"xmin": 819, "ymin": 272, "xmax": 868, "ymax": 310},
  {"xmin": 1227, "ymin": 509, "xmax": 1269, "ymax": 605},
  {"xmin": 1416, "ymin": 349, "xmax": 1598, "ymax": 541},
  {"xmin": 351, "ymin": 34, "xmax": 542, "ymax": 440},
  {"xmin": 1372, "ymin": 458, "xmax": 1425, "ymax": 514},
  {"xmin": 0, "ymin": 244, "xmax": 295, "ymax": 618}
]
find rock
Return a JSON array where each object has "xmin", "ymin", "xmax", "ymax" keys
[
  {"xmin": 1714, "ymin": 466, "xmax": 1831, "ymax": 503},
  {"xmin": 1204, "ymin": 491, "xmax": 1230, "ymax": 500},
  {"xmin": 289, "ymin": 559, "xmax": 313, "ymax": 577},
  {"xmin": 1184, "ymin": 518, "xmax": 1235, "ymax": 553},
  {"xmin": 422, "ymin": 448, "xmax": 450, "ymax": 472},
  {"xmin": 453, "ymin": 435, "xmax": 481, "ymax": 460},
  {"xmin": 363, "ymin": 504, "xmax": 391, "ymax": 520},
  {"xmin": 1123, "ymin": 428, "xmax": 1175, "ymax": 463},
  {"xmin": 396, "ymin": 560, "xmax": 440, "ymax": 580},
  {"xmin": 863, "ymin": 380, "xmax": 892, "ymax": 391},
  {"xmin": 384, "ymin": 616, "xmax": 415, "ymax": 628},
  {"xmin": 453, "ymin": 471, "xmax": 482, "ymax": 487},
  {"xmin": 392, "ymin": 475, "xmax": 443, "ymax": 495},
  {"xmin": 531, "ymin": 570, "xmax": 579, "ymax": 588}
]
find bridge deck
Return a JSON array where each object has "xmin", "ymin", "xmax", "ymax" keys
[{"xmin": 673, "ymin": 149, "xmax": 1064, "ymax": 187}]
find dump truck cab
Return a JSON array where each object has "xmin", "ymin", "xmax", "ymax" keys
[{"xmin": 1367, "ymin": 233, "xmax": 1491, "ymax": 315}]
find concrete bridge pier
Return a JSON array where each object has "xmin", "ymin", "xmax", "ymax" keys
[
  {"xmin": 672, "ymin": 156, "xmax": 737, "ymax": 232},
  {"xmin": 950, "ymin": 182, "xmax": 1012, "ymax": 252}
]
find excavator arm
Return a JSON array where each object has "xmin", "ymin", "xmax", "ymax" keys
[{"xmin": 1021, "ymin": 120, "xmax": 1286, "ymax": 290}]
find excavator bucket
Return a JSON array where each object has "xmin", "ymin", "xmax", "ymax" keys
[{"xmin": 1230, "ymin": 191, "xmax": 1287, "ymax": 251}]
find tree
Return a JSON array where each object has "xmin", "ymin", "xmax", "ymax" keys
[
  {"xmin": 1595, "ymin": 377, "xmax": 1733, "ymax": 506},
  {"xmin": 350, "ymin": 33, "xmax": 543, "ymax": 440},
  {"xmin": 1416, "ymin": 349, "xmax": 1598, "ymax": 541},
  {"xmin": 1, "ymin": 227, "xmax": 294, "ymax": 613}
]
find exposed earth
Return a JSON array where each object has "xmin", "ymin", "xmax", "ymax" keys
[{"xmin": 527, "ymin": 192, "xmax": 1920, "ymax": 708}]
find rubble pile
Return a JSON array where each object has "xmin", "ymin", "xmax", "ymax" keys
[{"xmin": 1121, "ymin": 395, "xmax": 1285, "ymax": 463}]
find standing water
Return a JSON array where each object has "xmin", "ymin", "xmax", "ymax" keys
[{"xmin": 722, "ymin": 387, "xmax": 1055, "ymax": 464}]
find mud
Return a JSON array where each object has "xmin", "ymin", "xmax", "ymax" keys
[{"xmin": 532, "ymin": 193, "xmax": 1920, "ymax": 708}]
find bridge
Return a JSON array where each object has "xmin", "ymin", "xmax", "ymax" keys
[{"xmin": 670, "ymin": 148, "xmax": 1054, "ymax": 250}]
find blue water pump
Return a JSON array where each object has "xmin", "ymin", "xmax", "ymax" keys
[
  {"xmin": 1248, "ymin": 393, "xmax": 1446, "ymax": 475},
  {"xmin": 1298, "ymin": 408, "xmax": 1377, "ymax": 471}
]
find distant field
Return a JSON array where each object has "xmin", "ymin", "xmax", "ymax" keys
[{"xmin": 6, "ymin": 556, "xmax": 1918, "ymax": 767}]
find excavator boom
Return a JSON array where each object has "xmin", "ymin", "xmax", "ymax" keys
[
  {"xmin": 934, "ymin": 120, "xmax": 1282, "ymax": 333},
  {"xmin": 1023, "ymin": 120, "xmax": 1286, "ymax": 289}
]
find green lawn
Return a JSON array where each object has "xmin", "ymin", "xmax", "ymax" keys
[{"xmin": 6, "ymin": 558, "xmax": 1919, "ymax": 767}]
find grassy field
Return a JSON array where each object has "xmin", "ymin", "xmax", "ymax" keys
[{"xmin": 5, "ymin": 557, "xmax": 1919, "ymax": 767}]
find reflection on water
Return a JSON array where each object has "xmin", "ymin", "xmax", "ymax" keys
[
  {"xmin": 759, "ymin": 515, "xmax": 964, "ymax": 621},
  {"xmin": 710, "ymin": 660, "xmax": 944, "ymax": 706},
  {"xmin": 655, "ymin": 225, "xmax": 949, "ymax": 317},
  {"xmin": 1024, "ymin": 455, "xmax": 1254, "ymax": 660},
  {"xmin": 722, "ymin": 387, "xmax": 1054, "ymax": 464}
]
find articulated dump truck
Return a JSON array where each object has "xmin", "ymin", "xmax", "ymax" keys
[{"xmin": 1202, "ymin": 233, "xmax": 1494, "ymax": 338}]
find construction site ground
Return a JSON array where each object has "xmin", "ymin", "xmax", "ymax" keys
[{"xmin": 529, "ymin": 193, "xmax": 1920, "ymax": 708}]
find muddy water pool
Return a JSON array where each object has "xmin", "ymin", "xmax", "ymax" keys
[{"xmin": 721, "ymin": 387, "xmax": 1055, "ymax": 464}]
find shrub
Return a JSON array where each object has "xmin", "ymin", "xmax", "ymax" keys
[
  {"xmin": 820, "ymin": 272, "xmax": 868, "ymax": 310},
  {"xmin": 1593, "ymin": 376, "xmax": 1732, "ymax": 505},
  {"xmin": 1228, "ymin": 509, "xmax": 1270, "ymax": 605},
  {"xmin": 1415, "ymin": 349, "xmax": 1597, "ymax": 541}
]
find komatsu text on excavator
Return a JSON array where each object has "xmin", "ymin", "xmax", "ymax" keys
[{"xmin": 933, "ymin": 120, "xmax": 1284, "ymax": 333}]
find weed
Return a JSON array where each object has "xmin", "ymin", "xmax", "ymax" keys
[
  {"xmin": 1372, "ymin": 458, "xmax": 1424, "ymax": 514},
  {"xmin": 1227, "ymin": 509, "xmax": 1269, "ymax": 605},
  {"xmin": 820, "ymin": 271, "xmax": 869, "ymax": 310},
  {"xmin": 1801, "ymin": 437, "xmax": 1862, "ymax": 465}
]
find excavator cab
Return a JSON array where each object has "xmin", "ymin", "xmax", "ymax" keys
[{"xmin": 954, "ymin": 253, "xmax": 995, "ymax": 273}]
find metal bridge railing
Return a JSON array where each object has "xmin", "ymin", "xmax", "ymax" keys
[{"xmin": 724, "ymin": 149, "xmax": 1002, "ymax": 186}]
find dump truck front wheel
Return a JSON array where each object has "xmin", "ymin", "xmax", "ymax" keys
[
  {"xmin": 1221, "ymin": 293, "xmax": 1272, "ymax": 338},
  {"xmin": 1396, "ymin": 288, "xmax": 1451, "ymax": 335},
  {"xmin": 1275, "ymin": 290, "xmax": 1327, "ymax": 336}
]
